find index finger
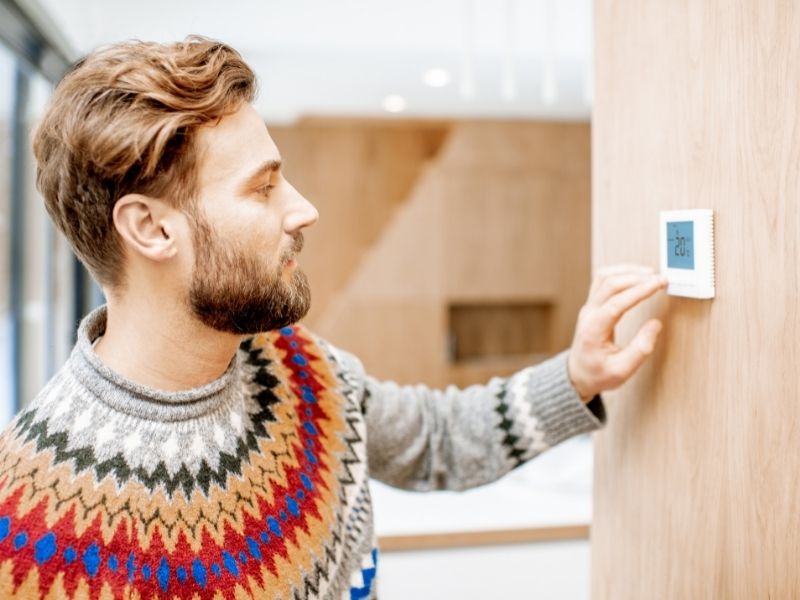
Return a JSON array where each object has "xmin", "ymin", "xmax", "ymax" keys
[
  {"xmin": 590, "ymin": 264, "xmax": 656, "ymax": 296},
  {"xmin": 594, "ymin": 277, "xmax": 668, "ymax": 332},
  {"xmin": 594, "ymin": 264, "xmax": 655, "ymax": 278}
]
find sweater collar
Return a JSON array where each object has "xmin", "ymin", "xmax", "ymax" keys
[{"xmin": 68, "ymin": 304, "xmax": 242, "ymax": 421}]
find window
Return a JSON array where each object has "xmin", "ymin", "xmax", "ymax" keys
[
  {"xmin": 0, "ymin": 3, "xmax": 79, "ymax": 425},
  {"xmin": 0, "ymin": 44, "xmax": 13, "ymax": 424}
]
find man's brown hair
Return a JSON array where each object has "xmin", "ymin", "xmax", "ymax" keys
[{"xmin": 32, "ymin": 36, "xmax": 256, "ymax": 290}]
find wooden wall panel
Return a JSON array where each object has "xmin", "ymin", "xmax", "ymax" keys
[
  {"xmin": 435, "ymin": 121, "xmax": 590, "ymax": 178},
  {"xmin": 322, "ymin": 301, "xmax": 446, "ymax": 386},
  {"xmin": 268, "ymin": 120, "xmax": 448, "ymax": 323},
  {"xmin": 439, "ymin": 122, "xmax": 591, "ymax": 355},
  {"xmin": 309, "ymin": 120, "xmax": 591, "ymax": 388},
  {"xmin": 441, "ymin": 175, "xmax": 559, "ymax": 302},
  {"xmin": 316, "ymin": 167, "xmax": 448, "ymax": 385},
  {"xmin": 592, "ymin": 2, "xmax": 800, "ymax": 598}
]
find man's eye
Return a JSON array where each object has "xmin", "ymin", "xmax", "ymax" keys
[{"xmin": 257, "ymin": 184, "xmax": 275, "ymax": 198}]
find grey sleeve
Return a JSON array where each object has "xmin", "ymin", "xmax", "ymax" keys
[{"xmin": 320, "ymin": 340, "xmax": 606, "ymax": 492}]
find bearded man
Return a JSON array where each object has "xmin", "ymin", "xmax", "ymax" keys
[{"xmin": 0, "ymin": 37, "xmax": 667, "ymax": 599}]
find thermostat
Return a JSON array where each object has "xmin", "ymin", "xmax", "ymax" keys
[{"xmin": 659, "ymin": 209, "xmax": 715, "ymax": 299}]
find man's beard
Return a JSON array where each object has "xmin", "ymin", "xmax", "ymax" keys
[{"xmin": 186, "ymin": 212, "xmax": 311, "ymax": 334}]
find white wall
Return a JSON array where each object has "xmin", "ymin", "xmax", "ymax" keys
[
  {"xmin": 372, "ymin": 435, "xmax": 593, "ymax": 598},
  {"xmin": 372, "ymin": 435, "xmax": 593, "ymax": 534},
  {"xmin": 378, "ymin": 540, "xmax": 590, "ymax": 599}
]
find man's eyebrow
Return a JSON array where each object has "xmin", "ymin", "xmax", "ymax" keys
[{"xmin": 242, "ymin": 159, "xmax": 282, "ymax": 188}]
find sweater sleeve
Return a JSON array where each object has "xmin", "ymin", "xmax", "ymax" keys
[{"xmin": 318, "ymin": 339, "xmax": 606, "ymax": 492}]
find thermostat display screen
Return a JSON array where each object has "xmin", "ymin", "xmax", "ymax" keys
[
  {"xmin": 660, "ymin": 209, "xmax": 714, "ymax": 299},
  {"xmin": 667, "ymin": 221, "xmax": 694, "ymax": 270}
]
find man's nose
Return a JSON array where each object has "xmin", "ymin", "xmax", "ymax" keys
[{"xmin": 284, "ymin": 184, "xmax": 319, "ymax": 233}]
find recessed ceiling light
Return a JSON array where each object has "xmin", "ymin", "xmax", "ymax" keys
[
  {"xmin": 382, "ymin": 95, "xmax": 407, "ymax": 113},
  {"xmin": 423, "ymin": 68, "xmax": 451, "ymax": 88}
]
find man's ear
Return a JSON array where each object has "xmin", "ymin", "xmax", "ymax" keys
[{"xmin": 113, "ymin": 194, "xmax": 179, "ymax": 261}]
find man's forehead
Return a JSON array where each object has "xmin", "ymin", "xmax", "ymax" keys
[{"xmin": 195, "ymin": 105, "xmax": 279, "ymax": 187}]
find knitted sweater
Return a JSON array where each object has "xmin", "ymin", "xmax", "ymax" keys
[{"xmin": 0, "ymin": 305, "xmax": 605, "ymax": 599}]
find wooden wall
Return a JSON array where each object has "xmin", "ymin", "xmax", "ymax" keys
[
  {"xmin": 268, "ymin": 120, "xmax": 448, "ymax": 325},
  {"xmin": 592, "ymin": 2, "xmax": 800, "ymax": 597},
  {"xmin": 271, "ymin": 119, "xmax": 591, "ymax": 389}
]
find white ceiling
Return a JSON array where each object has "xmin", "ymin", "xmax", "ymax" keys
[{"xmin": 34, "ymin": 0, "xmax": 593, "ymax": 123}]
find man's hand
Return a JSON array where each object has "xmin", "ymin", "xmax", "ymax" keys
[{"xmin": 567, "ymin": 264, "xmax": 668, "ymax": 402}]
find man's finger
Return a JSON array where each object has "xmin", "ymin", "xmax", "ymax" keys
[
  {"xmin": 605, "ymin": 319, "xmax": 663, "ymax": 383},
  {"xmin": 590, "ymin": 265, "xmax": 655, "ymax": 296},
  {"xmin": 590, "ymin": 272, "xmax": 658, "ymax": 308},
  {"xmin": 594, "ymin": 264, "xmax": 655, "ymax": 278},
  {"xmin": 595, "ymin": 277, "xmax": 667, "ymax": 330}
]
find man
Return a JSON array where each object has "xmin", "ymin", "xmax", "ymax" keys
[{"xmin": 0, "ymin": 37, "xmax": 667, "ymax": 599}]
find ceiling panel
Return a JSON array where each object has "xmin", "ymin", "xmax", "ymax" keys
[{"xmin": 35, "ymin": 0, "xmax": 593, "ymax": 122}]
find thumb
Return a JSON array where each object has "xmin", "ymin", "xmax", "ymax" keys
[
  {"xmin": 607, "ymin": 319, "xmax": 663, "ymax": 382},
  {"xmin": 636, "ymin": 319, "xmax": 663, "ymax": 354}
]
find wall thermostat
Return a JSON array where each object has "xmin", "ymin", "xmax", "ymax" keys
[{"xmin": 659, "ymin": 209, "xmax": 715, "ymax": 299}]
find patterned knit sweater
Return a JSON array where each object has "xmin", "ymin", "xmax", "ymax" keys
[{"xmin": 0, "ymin": 305, "xmax": 605, "ymax": 599}]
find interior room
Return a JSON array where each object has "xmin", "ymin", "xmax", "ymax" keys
[{"xmin": 1, "ymin": 1, "xmax": 797, "ymax": 599}]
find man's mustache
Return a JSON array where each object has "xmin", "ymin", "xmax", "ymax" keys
[
  {"xmin": 283, "ymin": 233, "xmax": 304, "ymax": 262},
  {"xmin": 292, "ymin": 233, "xmax": 304, "ymax": 254}
]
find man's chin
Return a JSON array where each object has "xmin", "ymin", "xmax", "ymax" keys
[
  {"xmin": 187, "ymin": 267, "xmax": 311, "ymax": 334},
  {"xmin": 196, "ymin": 310, "xmax": 309, "ymax": 335},
  {"xmin": 189, "ymin": 296, "xmax": 312, "ymax": 335}
]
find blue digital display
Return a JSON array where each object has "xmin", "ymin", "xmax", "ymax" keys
[{"xmin": 667, "ymin": 221, "xmax": 694, "ymax": 269}]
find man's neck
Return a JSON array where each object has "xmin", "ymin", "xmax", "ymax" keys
[{"xmin": 92, "ymin": 297, "xmax": 243, "ymax": 392}]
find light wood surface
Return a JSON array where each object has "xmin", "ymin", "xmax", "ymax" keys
[
  {"xmin": 379, "ymin": 524, "xmax": 589, "ymax": 553},
  {"xmin": 302, "ymin": 120, "xmax": 591, "ymax": 388},
  {"xmin": 592, "ymin": 2, "xmax": 800, "ymax": 598},
  {"xmin": 268, "ymin": 120, "xmax": 448, "ymax": 324},
  {"xmin": 449, "ymin": 301, "xmax": 553, "ymax": 360}
]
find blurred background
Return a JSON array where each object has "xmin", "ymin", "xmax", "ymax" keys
[{"xmin": 0, "ymin": 0, "xmax": 595, "ymax": 597}]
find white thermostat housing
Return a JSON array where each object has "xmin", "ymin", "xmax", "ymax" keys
[{"xmin": 659, "ymin": 209, "xmax": 715, "ymax": 299}]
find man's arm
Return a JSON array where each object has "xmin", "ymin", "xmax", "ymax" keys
[
  {"xmin": 360, "ymin": 350, "xmax": 605, "ymax": 491},
  {"xmin": 318, "ymin": 263, "xmax": 666, "ymax": 492}
]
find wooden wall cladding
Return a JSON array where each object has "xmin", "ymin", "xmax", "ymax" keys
[
  {"xmin": 592, "ymin": 2, "xmax": 800, "ymax": 598},
  {"xmin": 273, "ymin": 119, "xmax": 591, "ymax": 389},
  {"xmin": 448, "ymin": 302, "xmax": 553, "ymax": 362},
  {"xmin": 268, "ymin": 120, "xmax": 449, "ymax": 324},
  {"xmin": 438, "ymin": 122, "xmax": 591, "ymax": 369}
]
